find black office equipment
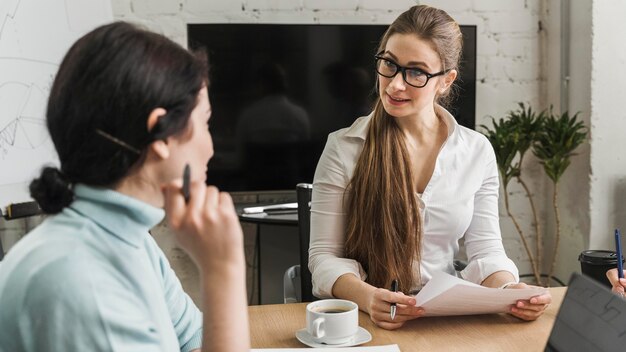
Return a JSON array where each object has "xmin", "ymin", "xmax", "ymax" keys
[
  {"xmin": 2, "ymin": 201, "xmax": 42, "ymax": 220},
  {"xmin": 296, "ymin": 183, "xmax": 315, "ymax": 302},
  {"xmin": 545, "ymin": 272, "xmax": 626, "ymax": 352},
  {"xmin": 188, "ymin": 24, "xmax": 477, "ymax": 192}
]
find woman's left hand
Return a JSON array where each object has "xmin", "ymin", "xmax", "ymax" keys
[{"xmin": 505, "ymin": 282, "xmax": 552, "ymax": 321}]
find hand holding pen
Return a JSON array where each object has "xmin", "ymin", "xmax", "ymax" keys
[
  {"xmin": 162, "ymin": 164, "xmax": 244, "ymax": 271},
  {"xmin": 362, "ymin": 279, "xmax": 424, "ymax": 330},
  {"xmin": 389, "ymin": 279, "xmax": 398, "ymax": 320},
  {"xmin": 608, "ymin": 229, "xmax": 626, "ymax": 297}
]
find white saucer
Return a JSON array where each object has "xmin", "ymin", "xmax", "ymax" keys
[{"xmin": 295, "ymin": 326, "xmax": 372, "ymax": 348}]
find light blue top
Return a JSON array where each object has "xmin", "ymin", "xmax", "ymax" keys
[{"xmin": 0, "ymin": 185, "xmax": 202, "ymax": 351}]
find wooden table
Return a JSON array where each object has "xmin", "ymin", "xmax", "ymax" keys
[{"xmin": 249, "ymin": 287, "xmax": 566, "ymax": 351}]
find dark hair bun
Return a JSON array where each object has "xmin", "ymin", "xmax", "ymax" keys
[{"xmin": 29, "ymin": 167, "xmax": 74, "ymax": 214}]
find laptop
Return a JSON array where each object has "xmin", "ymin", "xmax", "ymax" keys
[{"xmin": 545, "ymin": 272, "xmax": 626, "ymax": 352}]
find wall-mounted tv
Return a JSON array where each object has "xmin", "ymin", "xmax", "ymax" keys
[{"xmin": 188, "ymin": 24, "xmax": 476, "ymax": 192}]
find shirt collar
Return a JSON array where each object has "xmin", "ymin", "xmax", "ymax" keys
[
  {"xmin": 343, "ymin": 104, "xmax": 458, "ymax": 140},
  {"xmin": 69, "ymin": 184, "xmax": 165, "ymax": 248}
]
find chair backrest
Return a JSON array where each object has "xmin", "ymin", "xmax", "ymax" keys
[{"xmin": 296, "ymin": 182, "xmax": 314, "ymax": 302}]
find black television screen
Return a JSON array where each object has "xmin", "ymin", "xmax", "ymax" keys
[{"xmin": 188, "ymin": 24, "xmax": 476, "ymax": 192}]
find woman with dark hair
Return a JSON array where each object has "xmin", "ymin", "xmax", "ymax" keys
[
  {"xmin": 0, "ymin": 22, "xmax": 248, "ymax": 352},
  {"xmin": 309, "ymin": 5, "xmax": 552, "ymax": 330}
]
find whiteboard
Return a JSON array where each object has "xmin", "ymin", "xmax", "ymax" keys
[{"xmin": 0, "ymin": 0, "xmax": 113, "ymax": 212}]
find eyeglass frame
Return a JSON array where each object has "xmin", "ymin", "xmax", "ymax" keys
[{"xmin": 374, "ymin": 54, "xmax": 450, "ymax": 88}]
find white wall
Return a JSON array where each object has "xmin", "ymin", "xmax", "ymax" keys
[
  {"xmin": 548, "ymin": 0, "xmax": 591, "ymax": 284},
  {"xmin": 588, "ymin": 0, "xmax": 626, "ymax": 250},
  {"xmin": 543, "ymin": 0, "xmax": 626, "ymax": 284}
]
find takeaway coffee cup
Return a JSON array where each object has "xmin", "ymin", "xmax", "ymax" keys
[
  {"xmin": 578, "ymin": 250, "xmax": 624, "ymax": 288},
  {"xmin": 305, "ymin": 299, "xmax": 358, "ymax": 345}
]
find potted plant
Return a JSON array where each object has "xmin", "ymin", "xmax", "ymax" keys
[
  {"xmin": 482, "ymin": 103, "xmax": 544, "ymax": 285},
  {"xmin": 482, "ymin": 103, "xmax": 587, "ymax": 286},
  {"xmin": 532, "ymin": 108, "xmax": 588, "ymax": 285}
]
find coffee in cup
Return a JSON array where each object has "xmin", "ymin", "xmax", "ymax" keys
[
  {"xmin": 311, "ymin": 307, "xmax": 351, "ymax": 314},
  {"xmin": 305, "ymin": 299, "xmax": 358, "ymax": 344}
]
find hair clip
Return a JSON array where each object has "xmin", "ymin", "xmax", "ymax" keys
[{"xmin": 95, "ymin": 129, "xmax": 141, "ymax": 155}]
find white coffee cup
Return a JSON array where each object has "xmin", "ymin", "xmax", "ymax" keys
[{"xmin": 305, "ymin": 299, "xmax": 358, "ymax": 344}]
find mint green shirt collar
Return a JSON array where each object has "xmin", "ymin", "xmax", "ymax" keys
[{"xmin": 70, "ymin": 184, "xmax": 165, "ymax": 248}]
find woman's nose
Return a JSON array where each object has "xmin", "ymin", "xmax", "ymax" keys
[{"xmin": 388, "ymin": 72, "xmax": 406, "ymax": 91}]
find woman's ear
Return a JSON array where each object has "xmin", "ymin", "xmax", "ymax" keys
[
  {"xmin": 439, "ymin": 69, "xmax": 458, "ymax": 94},
  {"xmin": 146, "ymin": 108, "xmax": 169, "ymax": 160},
  {"xmin": 147, "ymin": 108, "xmax": 167, "ymax": 133}
]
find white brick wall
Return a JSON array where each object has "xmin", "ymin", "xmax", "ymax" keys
[
  {"xmin": 359, "ymin": 0, "xmax": 417, "ymax": 10},
  {"xmin": 131, "ymin": 0, "xmax": 180, "ymax": 16},
  {"xmin": 472, "ymin": 0, "xmax": 526, "ymax": 13},
  {"xmin": 304, "ymin": 0, "xmax": 359, "ymax": 10},
  {"xmin": 487, "ymin": 11, "xmax": 537, "ymax": 33},
  {"xmin": 246, "ymin": 0, "xmax": 303, "ymax": 11}
]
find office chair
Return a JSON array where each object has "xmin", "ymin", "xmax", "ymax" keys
[
  {"xmin": 283, "ymin": 183, "xmax": 314, "ymax": 303},
  {"xmin": 453, "ymin": 259, "xmax": 467, "ymax": 271}
]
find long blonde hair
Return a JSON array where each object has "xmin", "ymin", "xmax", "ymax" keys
[{"xmin": 344, "ymin": 5, "xmax": 462, "ymax": 292}]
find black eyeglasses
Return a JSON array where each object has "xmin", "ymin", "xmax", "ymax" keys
[{"xmin": 374, "ymin": 55, "xmax": 449, "ymax": 88}]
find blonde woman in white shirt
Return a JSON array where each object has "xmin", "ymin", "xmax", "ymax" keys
[{"xmin": 309, "ymin": 5, "xmax": 552, "ymax": 330}]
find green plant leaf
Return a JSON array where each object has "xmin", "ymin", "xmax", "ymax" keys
[
  {"xmin": 532, "ymin": 109, "xmax": 588, "ymax": 182},
  {"xmin": 506, "ymin": 102, "xmax": 545, "ymax": 162}
]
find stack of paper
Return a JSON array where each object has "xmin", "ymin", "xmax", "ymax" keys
[
  {"xmin": 252, "ymin": 345, "xmax": 400, "ymax": 352},
  {"xmin": 242, "ymin": 202, "xmax": 298, "ymax": 214},
  {"xmin": 413, "ymin": 271, "xmax": 548, "ymax": 316}
]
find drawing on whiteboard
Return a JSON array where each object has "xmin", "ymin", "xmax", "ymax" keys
[
  {"xmin": 0, "ymin": 0, "xmax": 21, "ymax": 43},
  {"xmin": 0, "ymin": 81, "xmax": 50, "ymax": 156},
  {"xmin": 0, "ymin": 58, "xmax": 58, "ymax": 186},
  {"xmin": 0, "ymin": 0, "xmax": 112, "ymax": 208}
]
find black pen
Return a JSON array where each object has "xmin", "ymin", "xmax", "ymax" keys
[
  {"xmin": 390, "ymin": 279, "xmax": 398, "ymax": 320},
  {"xmin": 182, "ymin": 164, "xmax": 191, "ymax": 204}
]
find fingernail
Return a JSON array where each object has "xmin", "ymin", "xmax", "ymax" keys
[
  {"xmin": 511, "ymin": 307, "xmax": 517, "ymax": 313},
  {"xmin": 517, "ymin": 302, "xmax": 524, "ymax": 308},
  {"xmin": 530, "ymin": 298, "xmax": 537, "ymax": 304}
]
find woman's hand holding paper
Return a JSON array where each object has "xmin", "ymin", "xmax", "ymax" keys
[{"xmin": 505, "ymin": 283, "xmax": 552, "ymax": 321}]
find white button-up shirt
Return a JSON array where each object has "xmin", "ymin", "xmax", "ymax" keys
[{"xmin": 309, "ymin": 105, "xmax": 519, "ymax": 298}]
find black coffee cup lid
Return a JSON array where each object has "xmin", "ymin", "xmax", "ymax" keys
[{"xmin": 578, "ymin": 250, "xmax": 619, "ymax": 264}]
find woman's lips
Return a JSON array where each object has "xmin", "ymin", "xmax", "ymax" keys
[{"xmin": 386, "ymin": 93, "xmax": 410, "ymax": 106}]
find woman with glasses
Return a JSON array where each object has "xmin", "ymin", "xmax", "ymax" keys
[
  {"xmin": 0, "ymin": 22, "xmax": 248, "ymax": 351},
  {"xmin": 309, "ymin": 5, "xmax": 552, "ymax": 330}
]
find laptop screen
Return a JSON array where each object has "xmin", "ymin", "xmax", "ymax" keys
[{"xmin": 545, "ymin": 272, "xmax": 626, "ymax": 352}]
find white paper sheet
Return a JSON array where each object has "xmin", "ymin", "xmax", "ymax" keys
[
  {"xmin": 413, "ymin": 271, "xmax": 548, "ymax": 317},
  {"xmin": 242, "ymin": 202, "xmax": 298, "ymax": 214},
  {"xmin": 252, "ymin": 345, "xmax": 400, "ymax": 351}
]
